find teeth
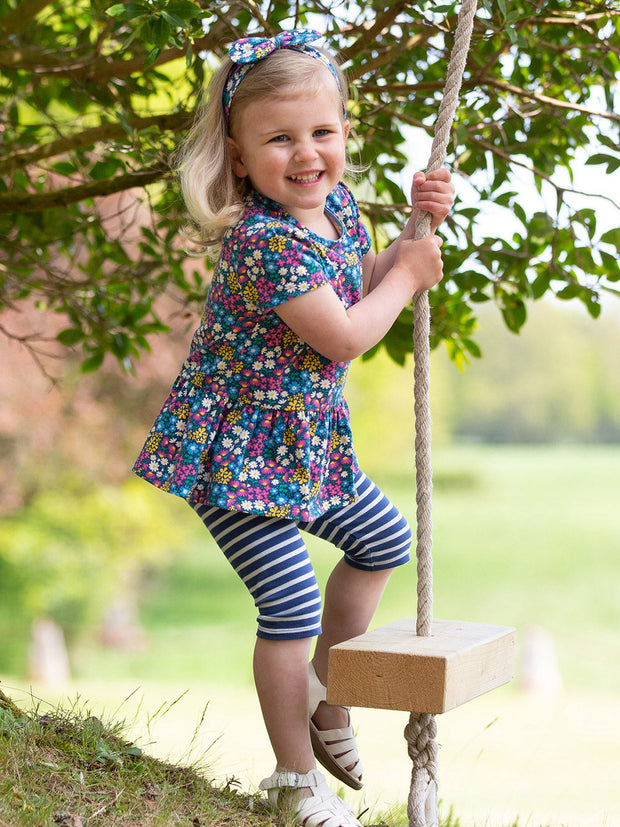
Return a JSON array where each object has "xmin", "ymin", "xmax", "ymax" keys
[{"xmin": 290, "ymin": 172, "xmax": 321, "ymax": 183}]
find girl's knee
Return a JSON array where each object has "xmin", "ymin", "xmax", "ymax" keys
[{"xmin": 254, "ymin": 582, "xmax": 323, "ymax": 639}]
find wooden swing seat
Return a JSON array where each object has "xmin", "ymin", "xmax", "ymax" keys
[{"xmin": 327, "ymin": 618, "xmax": 516, "ymax": 714}]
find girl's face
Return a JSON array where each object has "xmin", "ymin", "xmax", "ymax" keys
[{"xmin": 228, "ymin": 74, "xmax": 349, "ymax": 230}]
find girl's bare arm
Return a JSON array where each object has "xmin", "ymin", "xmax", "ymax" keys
[{"xmin": 275, "ymin": 234, "xmax": 443, "ymax": 362}]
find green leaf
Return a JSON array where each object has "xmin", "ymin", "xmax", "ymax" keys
[
  {"xmin": 106, "ymin": 3, "xmax": 128, "ymax": 16},
  {"xmin": 90, "ymin": 159, "xmax": 123, "ymax": 180},
  {"xmin": 585, "ymin": 296, "xmax": 602, "ymax": 318},
  {"xmin": 161, "ymin": 10, "xmax": 186, "ymax": 28},
  {"xmin": 599, "ymin": 133, "xmax": 619, "ymax": 152},
  {"xmin": 166, "ymin": 0, "xmax": 205, "ymax": 18},
  {"xmin": 584, "ymin": 153, "xmax": 620, "ymax": 173},
  {"xmin": 601, "ymin": 227, "xmax": 620, "ymax": 251},
  {"xmin": 556, "ymin": 283, "xmax": 582, "ymax": 300},
  {"xmin": 52, "ymin": 162, "xmax": 78, "ymax": 176},
  {"xmin": 81, "ymin": 352, "xmax": 105, "ymax": 373},
  {"xmin": 106, "ymin": 3, "xmax": 148, "ymax": 19},
  {"xmin": 57, "ymin": 328, "xmax": 84, "ymax": 346},
  {"xmin": 144, "ymin": 46, "xmax": 162, "ymax": 67},
  {"xmin": 116, "ymin": 109, "xmax": 133, "ymax": 135},
  {"xmin": 145, "ymin": 16, "xmax": 170, "ymax": 47},
  {"xmin": 462, "ymin": 337, "xmax": 482, "ymax": 359}
]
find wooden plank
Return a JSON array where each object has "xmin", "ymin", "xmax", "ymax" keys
[{"xmin": 327, "ymin": 618, "xmax": 516, "ymax": 714}]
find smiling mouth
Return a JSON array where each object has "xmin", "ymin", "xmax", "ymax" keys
[{"xmin": 288, "ymin": 172, "xmax": 323, "ymax": 184}]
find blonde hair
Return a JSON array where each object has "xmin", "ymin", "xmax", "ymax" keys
[{"xmin": 173, "ymin": 47, "xmax": 349, "ymax": 247}]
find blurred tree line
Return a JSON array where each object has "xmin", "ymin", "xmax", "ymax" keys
[
  {"xmin": 437, "ymin": 302, "xmax": 620, "ymax": 444},
  {"xmin": 347, "ymin": 300, "xmax": 620, "ymax": 479}
]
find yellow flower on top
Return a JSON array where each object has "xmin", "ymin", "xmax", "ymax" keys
[
  {"xmin": 217, "ymin": 343, "xmax": 234, "ymax": 360},
  {"xmin": 283, "ymin": 329, "xmax": 299, "ymax": 349},
  {"xmin": 191, "ymin": 426, "xmax": 209, "ymax": 444},
  {"xmin": 303, "ymin": 353, "xmax": 323, "ymax": 371},
  {"xmin": 269, "ymin": 235, "xmax": 287, "ymax": 253},
  {"xmin": 292, "ymin": 468, "xmax": 310, "ymax": 483},
  {"xmin": 244, "ymin": 283, "xmax": 259, "ymax": 305},
  {"xmin": 145, "ymin": 432, "xmax": 162, "ymax": 452},
  {"xmin": 213, "ymin": 468, "xmax": 233, "ymax": 484},
  {"xmin": 284, "ymin": 394, "xmax": 305, "ymax": 411},
  {"xmin": 227, "ymin": 272, "xmax": 240, "ymax": 291}
]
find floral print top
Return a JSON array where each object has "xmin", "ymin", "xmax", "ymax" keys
[{"xmin": 132, "ymin": 182, "xmax": 371, "ymax": 520}]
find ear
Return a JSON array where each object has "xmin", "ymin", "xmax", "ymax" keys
[
  {"xmin": 343, "ymin": 120, "xmax": 351, "ymax": 141},
  {"xmin": 227, "ymin": 137, "xmax": 247, "ymax": 178}
]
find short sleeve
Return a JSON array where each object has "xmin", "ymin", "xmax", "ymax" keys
[
  {"xmin": 239, "ymin": 224, "xmax": 327, "ymax": 312},
  {"xmin": 332, "ymin": 183, "xmax": 372, "ymax": 257}
]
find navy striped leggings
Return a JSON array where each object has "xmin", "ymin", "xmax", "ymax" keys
[{"xmin": 192, "ymin": 471, "xmax": 412, "ymax": 640}]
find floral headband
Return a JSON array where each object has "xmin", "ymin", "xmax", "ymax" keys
[{"xmin": 222, "ymin": 29, "xmax": 346, "ymax": 125}]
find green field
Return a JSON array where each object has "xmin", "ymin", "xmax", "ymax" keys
[{"xmin": 3, "ymin": 443, "xmax": 620, "ymax": 826}]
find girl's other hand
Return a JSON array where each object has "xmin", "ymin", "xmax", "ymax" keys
[
  {"xmin": 393, "ymin": 234, "xmax": 444, "ymax": 294},
  {"xmin": 411, "ymin": 168, "xmax": 454, "ymax": 231}
]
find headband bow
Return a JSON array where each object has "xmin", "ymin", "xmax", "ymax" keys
[
  {"xmin": 228, "ymin": 29, "xmax": 322, "ymax": 64},
  {"xmin": 222, "ymin": 29, "xmax": 345, "ymax": 125}
]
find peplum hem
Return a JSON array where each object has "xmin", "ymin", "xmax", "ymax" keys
[{"xmin": 132, "ymin": 370, "xmax": 359, "ymax": 521}]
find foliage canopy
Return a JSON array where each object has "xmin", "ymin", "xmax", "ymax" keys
[{"xmin": 1, "ymin": 0, "xmax": 619, "ymax": 371}]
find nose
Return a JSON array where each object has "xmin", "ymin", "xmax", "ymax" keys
[{"xmin": 293, "ymin": 138, "xmax": 319, "ymax": 163}]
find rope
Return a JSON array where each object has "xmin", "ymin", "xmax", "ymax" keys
[{"xmin": 405, "ymin": 1, "xmax": 478, "ymax": 824}]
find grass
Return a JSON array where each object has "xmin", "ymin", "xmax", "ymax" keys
[
  {"xmin": 0, "ymin": 687, "xmax": 536, "ymax": 827},
  {"xmin": 0, "ymin": 687, "xmax": 270, "ymax": 827}
]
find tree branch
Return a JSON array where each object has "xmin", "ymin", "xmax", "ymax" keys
[
  {"xmin": 484, "ymin": 77, "xmax": 620, "ymax": 125},
  {"xmin": 0, "ymin": 31, "xmax": 221, "ymax": 80},
  {"xmin": 0, "ymin": 0, "xmax": 55, "ymax": 37},
  {"xmin": 540, "ymin": 9, "xmax": 620, "ymax": 24},
  {"xmin": 340, "ymin": 0, "xmax": 418, "ymax": 63},
  {"xmin": 347, "ymin": 33, "xmax": 430, "ymax": 83},
  {"xmin": 468, "ymin": 135, "xmax": 620, "ymax": 210},
  {"xmin": 362, "ymin": 76, "xmax": 620, "ymax": 126},
  {"xmin": 0, "ymin": 44, "xmax": 90, "ymax": 70},
  {"xmin": 0, "ymin": 112, "xmax": 192, "ymax": 176},
  {"xmin": 0, "ymin": 166, "xmax": 169, "ymax": 214}
]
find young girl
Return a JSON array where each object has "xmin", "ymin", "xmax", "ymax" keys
[{"xmin": 133, "ymin": 29, "xmax": 453, "ymax": 827}]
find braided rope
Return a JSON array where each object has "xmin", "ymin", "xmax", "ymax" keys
[{"xmin": 405, "ymin": 1, "xmax": 478, "ymax": 824}]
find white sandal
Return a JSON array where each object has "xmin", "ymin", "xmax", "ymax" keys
[
  {"xmin": 308, "ymin": 662, "xmax": 363, "ymax": 790},
  {"xmin": 259, "ymin": 768, "xmax": 362, "ymax": 827}
]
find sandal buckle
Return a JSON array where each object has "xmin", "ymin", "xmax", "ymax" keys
[{"xmin": 275, "ymin": 771, "xmax": 302, "ymax": 788}]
